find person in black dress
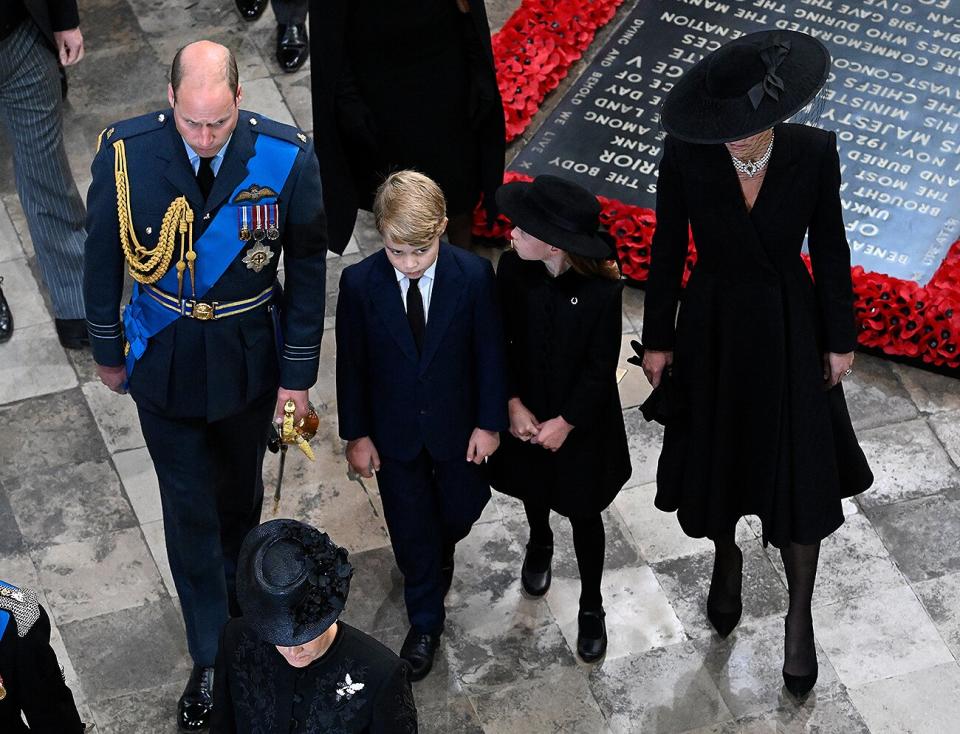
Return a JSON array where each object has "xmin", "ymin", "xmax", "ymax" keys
[
  {"xmin": 0, "ymin": 580, "xmax": 86, "ymax": 733},
  {"xmin": 308, "ymin": 0, "xmax": 505, "ymax": 252},
  {"xmin": 639, "ymin": 31, "xmax": 873, "ymax": 698},
  {"xmin": 490, "ymin": 176, "xmax": 632, "ymax": 662},
  {"xmin": 212, "ymin": 520, "xmax": 418, "ymax": 733}
]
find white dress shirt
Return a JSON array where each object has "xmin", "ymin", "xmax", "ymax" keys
[
  {"xmin": 182, "ymin": 134, "xmax": 233, "ymax": 175},
  {"xmin": 394, "ymin": 258, "xmax": 437, "ymax": 323}
]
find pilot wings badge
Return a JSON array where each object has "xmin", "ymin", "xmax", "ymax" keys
[{"xmin": 232, "ymin": 184, "xmax": 279, "ymax": 203}]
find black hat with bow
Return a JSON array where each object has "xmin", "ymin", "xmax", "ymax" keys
[
  {"xmin": 237, "ymin": 519, "xmax": 353, "ymax": 647},
  {"xmin": 660, "ymin": 30, "xmax": 830, "ymax": 144}
]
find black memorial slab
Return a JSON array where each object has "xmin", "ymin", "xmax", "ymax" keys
[{"xmin": 510, "ymin": 0, "xmax": 960, "ymax": 284}]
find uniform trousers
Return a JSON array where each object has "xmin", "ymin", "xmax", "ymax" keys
[
  {"xmin": 0, "ymin": 20, "xmax": 85, "ymax": 319},
  {"xmin": 137, "ymin": 392, "xmax": 275, "ymax": 667},
  {"xmin": 272, "ymin": 0, "xmax": 308, "ymax": 25},
  {"xmin": 376, "ymin": 450, "xmax": 490, "ymax": 634}
]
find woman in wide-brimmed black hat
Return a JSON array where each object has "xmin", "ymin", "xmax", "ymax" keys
[
  {"xmin": 489, "ymin": 175, "xmax": 632, "ymax": 663},
  {"xmin": 638, "ymin": 30, "xmax": 873, "ymax": 698},
  {"xmin": 211, "ymin": 519, "xmax": 418, "ymax": 733}
]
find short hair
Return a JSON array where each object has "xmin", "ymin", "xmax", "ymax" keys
[
  {"xmin": 373, "ymin": 171, "xmax": 447, "ymax": 246},
  {"xmin": 170, "ymin": 44, "xmax": 239, "ymax": 99}
]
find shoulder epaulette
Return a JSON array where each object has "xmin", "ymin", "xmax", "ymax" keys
[
  {"xmin": 0, "ymin": 582, "xmax": 40, "ymax": 637},
  {"xmin": 242, "ymin": 112, "xmax": 310, "ymax": 150},
  {"xmin": 96, "ymin": 110, "xmax": 171, "ymax": 153}
]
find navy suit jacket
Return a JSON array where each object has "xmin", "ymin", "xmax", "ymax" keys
[
  {"xmin": 336, "ymin": 245, "xmax": 508, "ymax": 462},
  {"xmin": 84, "ymin": 110, "xmax": 328, "ymax": 421}
]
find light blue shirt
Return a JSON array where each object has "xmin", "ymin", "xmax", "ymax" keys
[
  {"xmin": 395, "ymin": 258, "xmax": 437, "ymax": 323},
  {"xmin": 182, "ymin": 134, "xmax": 233, "ymax": 175}
]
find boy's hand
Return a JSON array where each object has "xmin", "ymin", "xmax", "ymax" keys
[
  {"xmin": 346, "ymin": 437, "xmax": 381, "ymax": 478},
  {"xmin": 466, "ymin": 428, "xmax": 500, "ymax": 464},
  {"xmin": 508, "ymin": 397, "xmax": 541, "ymax": 441},
  {"xmin": 533, "ymin": 416, "xmax": 573, "ymax": 452}
]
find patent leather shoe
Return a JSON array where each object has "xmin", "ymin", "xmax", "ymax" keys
[
  {"xmin": 235, "ymin": 0, "xmax": 268, "ymax": 20},
  {"xmin": 706, "ymin": 546, "xmax": 743, "ymax": 638},
  {"xmin": 0, "ymin": 277, "xmax": 12, "ymax": 344},
  {"xmin": 520, "ymin": 542, "xmax": 553, "ymax": 597},
  {"xmin": 577, "ymin": 608, "xmax": 607, "ymax": 663},
  {"xmin": 399, "ymin": 627, "xmax": 441, "ymax": 682},
  {"xmin": 178, "ymin": 664, "xmax": 214, "ymax": 732},
  {"xmin": 55, "ymin": 318, "xmax": 89, "ymax": 350},
  {"xmin": 782, "ymin": 614, "xmax": 818, "ymax": 699},
  {"xmin": 276, "ymin": 23, "xmax": 309, "ymax": 72}
]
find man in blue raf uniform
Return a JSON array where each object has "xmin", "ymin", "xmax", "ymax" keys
[{"xmin": 83, "ymin": 41, "xmax": 327, "ymax": 731}]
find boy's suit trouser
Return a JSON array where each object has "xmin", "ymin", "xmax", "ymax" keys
[{"xmin": 376, "ymin": 449, "xmax": 491, "ymax": 634}]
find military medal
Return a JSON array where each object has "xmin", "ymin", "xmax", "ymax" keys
[
  {"xmin": 252, "ymin": 205, "xmax": 266, "ymax": 241},
  {"xmin": 243, "ymin": 241, "xmax": 274, "ymax": 273},
  {"xmin": 238, "ymin": 207, "xmax": 251, "ymax": 241},
  {"xmin": 267, "ymin": 203, "xmax": 280, "ymax": 240}
]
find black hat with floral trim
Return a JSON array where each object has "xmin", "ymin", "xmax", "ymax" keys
[
  {"xmin": 237, "ymin": 519, "xmax": 353, "ymax": 646},
  {"xmin": 660, "ymin": 29, "xmax": 830, "ymax": 144}
]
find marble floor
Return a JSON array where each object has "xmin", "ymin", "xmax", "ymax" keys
[{"xmin": 2, "ymin": 1, "xmax": 960, "ymax": 732}]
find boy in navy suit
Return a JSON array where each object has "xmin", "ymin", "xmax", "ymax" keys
[{"xmin": 336, "ymin": 170, "xmax": 508, "ymax": 680}]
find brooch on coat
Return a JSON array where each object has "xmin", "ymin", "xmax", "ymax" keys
[{"xmin": 335, "ymin": 674, "xmax": 365, "ymax": 701}]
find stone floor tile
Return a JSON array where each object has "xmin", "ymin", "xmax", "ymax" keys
[
  {"xmin": 812, "ymin": 585, "xmax": 953, "ymax": 688},
  {"xmin": 928, "ymin": 410, "xmax": 960, "ymax": 468},
  {"xmin": 33, "ymin": 527, "xmax": 166, "ymax": 624},
  {"xmin": 0, "ymin": 201, "xmax": 23, "ymax": 262},
  {"xmin": 855, "ymin": 418, "xmax": 959, "ymax": 509},
  {"xmin": 66, "ymin": 44, "xmax": 167, "ymax": 120},
  {"xmin": 624, "ymin": 406, "xmax": 665, "ymax": 488},
  {"xmin": 867, "ymin": 490, "xmax": 960, "ymax": 582},
  {"xmin": 0, "ymin": 551, "xmax": 40, "ymax": 591},
  {"xmin": 843, "ymin": 354, "xmax": 919, "ymax": 430},
  {"xmin": 590, "ymin": 642, "xmax": 734, "ymax": 733},
  {"xmin": 124, "ymin": 0, "xmax": 243, "ymax": 37},
  {"xmin": 6, "ymin": 460, "xmax": 136, "ymax": 547},
  {"xmin": 848, "ymin": 663, "xmax": 960, "ymax": 734},
  {"xmin": 0, "ymin": 321, "xmax": 77, "ymax": 403},
  {"xmin": 651, "ymin": 540, "xmax": 788, "ymax": 639},
  {"xmin": 60, "ymin": 598, "xmax": 192, "ymax": 704},
  {"xmin": 0, "ymin": 389, "xmax": 106, "ymax": 485},
  {"xmin": 242, "ymin": 77, "xmax": 296, "ymax": 126},
  {"xmin": 687, "ymin": 687, "xmax": 871, "ymax": 733},
  {"xmin": 913, "ymin": 571, "xmax": 960, "ymax": 659},
  {"xmin": 418, "ymin": 693, "xmax": 485, "ymax": 734},
  {"xmin": 70, "ymin": 0, "xmax": 142, "ymax": 51},
  {"xmin": 547, "ymin": 564, "xmax": 685, "ymax": 662},
  {"xmin": 618, "ymin": 332, "xmax": 652, "ymax": 409},
  {"xmin": 0, "ymin": 485, "xmax": 24, "ymax": 554},
  {"xmin": 893, "ymin": 363, "xmax": 960, "ymax": 414},
  {"xmin": 141, "ymin": 519, "xmax": 178, "ymax": 600},
  {"xmin": 112, "ymin": 447, "xmax": 162, "ymax": 525},
  {"xmin": 1, "ymin": 194, "xmax": 31, "ymax": 257},
  {"xmin": 80, "ymin": 381, "xmax": 146, "ymax": 453},
  {"xmin": 0, "ymin": 257, "xmax": 52, "ymax": 329},
  {"xmin": 92, "ymin": 681, "xmax": 181, "ymax": 734},
  {"xmin": 275, "ymin": 66, "xmax": 315, "ymax": 133},
  {"xmin": 473, "ymin": 667, "xmax": 606, "ymax": 733},
  {"xmin": 695, "ymin": 614, "xmax": 840, "ymax": 719},
  {"xmin": 621, "ymin": 284, "xmax": 646, "ymax": 334},
  {"xmin": 340, "ymin": 546, "xmax": 407, "ymax": 633}
]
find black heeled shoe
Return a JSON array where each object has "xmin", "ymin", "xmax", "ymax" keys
[
  {"xmin": 520, "ymin": 542, "xmax": 553, "ymax": 597},
  {"xmin": 706, "ymin": 545, "xmax": 743, "ymax": 638},
  {"xmin": 782, "ymin": 614, "xmax": 818, "ymax": 699},
  {"xmin": 577, "ymin": 608, "xmax": 607, "ymax": 663}
]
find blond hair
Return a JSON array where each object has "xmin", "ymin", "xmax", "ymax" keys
[{"xmin": 373, "ymin": 170, "xmax": 447, "ymax": 246}]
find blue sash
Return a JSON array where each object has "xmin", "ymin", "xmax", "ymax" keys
[
  {"xmin": 0, "ymin": 580, "xmax": 16, "ymax": 639},
  {"xmin": 122, "ymin": 134, "xmax": 299, "ymax": 379}
]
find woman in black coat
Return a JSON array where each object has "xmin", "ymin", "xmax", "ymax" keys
[
  {"xmin": 491, "ymin": 176, "xmax": 632, "ymax": 663},
  {"xmin": 640, "ymin": 31, "xmax": 873, "ymax": 699},
  {"xmin": 308, "ymin": 0, "xmax": 505, "ymax": 253}
]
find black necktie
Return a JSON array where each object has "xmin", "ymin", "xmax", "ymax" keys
[
  {"xmin": 406, "ymin": 277, "xmax": 425, "ymax": 353},
  {"xmin": 197, "ymin": 156, "xmax": 215, "ymax": 201}
]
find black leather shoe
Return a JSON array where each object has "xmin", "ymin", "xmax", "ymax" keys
[
  {"xmin": 235, "ymin": 0, "xmax": 268, "ymax": 20},
  {"xmin": 276, "ymin": 23, "xmax": 309, "ymax": 72},
  {"xmin": 55, "ymin": 319, "xmax": 89, "ymax": 350},
  {"xmin": 520, "ymin": 542, "xmax": 553, "ymax": 597},
  {"xmin": 441, "ymin": 548, "xmax": 455, "ymax": 598},
  {"xmin": 706, "ymin": 546, "xmax": 743, "ymax": 639},
  {"xmin": 399, "ymin": 627, "xmax": 441, "ymax": 682},
  {"xmin": 0, "ymin": 277, "xmax": 12, "ymax": 344},
  {"xmin": 178, "ymin": 665, "xmax": 214, "ymax": 732},
  {"xmin": 577, "ymin": 608, "xmax": 607, "ymax": 663},
  {"xmin": 782, "ymin": 614, "xmax": 818, "ymax": 699}
]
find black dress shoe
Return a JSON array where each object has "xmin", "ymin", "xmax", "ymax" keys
[
  {"xmin": 0, "ymin": 277, "xmax": 12, "ymax": 344},
  {"xmin": 782, "ymin": 614, "xmax": 818, "ymax": 699},
  {"xmin": 706, "ymin": 546, "xmax": 743, "ymax": 639},
  {"xmin": 235, "ymin": 0, "xmax": 268, "ymax": 20},
  {"xmin": 55, "ymin": 318, "xmax": 89, "ymax": 350},
  {"xmin": 577, "ymin": 608, "xmax": 607, "ymax": 663},
  {"xmin": 399, "ymin": 627, "xmax": 441, "ymax": 682},
  {"xmin": 178, "ymin": 665, "xmax": 214, "ymax": 732},
  {"xmin": 520, "ymin": 542, "xmax": 553, "ymax": 597},
  {"xmin": 276, "ymin": 23, "xmax": 309, "ymax": 73}
]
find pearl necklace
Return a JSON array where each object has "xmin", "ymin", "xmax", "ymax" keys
[{"xmin": 729, "ymin": 131, "xmax": 775, "ymax": 178}]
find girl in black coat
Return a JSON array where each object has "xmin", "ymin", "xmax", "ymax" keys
[
  {"xmin": 491, "ymin": 176, "xmax": 632, "ymax": 663},
  {"xmin": 642, "ymin": 31, "xmax": 873, "ymax": 699}
]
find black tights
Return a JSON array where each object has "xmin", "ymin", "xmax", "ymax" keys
[{"xmin": 524, "ymin": 500, "xmax": 605, "ymax": 611}]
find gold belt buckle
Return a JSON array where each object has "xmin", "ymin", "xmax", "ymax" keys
[{"xmin": 190, "ymin": 301, "xmax": 216, "ymax": 320}]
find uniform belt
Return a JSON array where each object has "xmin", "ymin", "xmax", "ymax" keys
[{"xmin": 143, "ymin": 284, "xmax": 273, "ymax": 321}]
